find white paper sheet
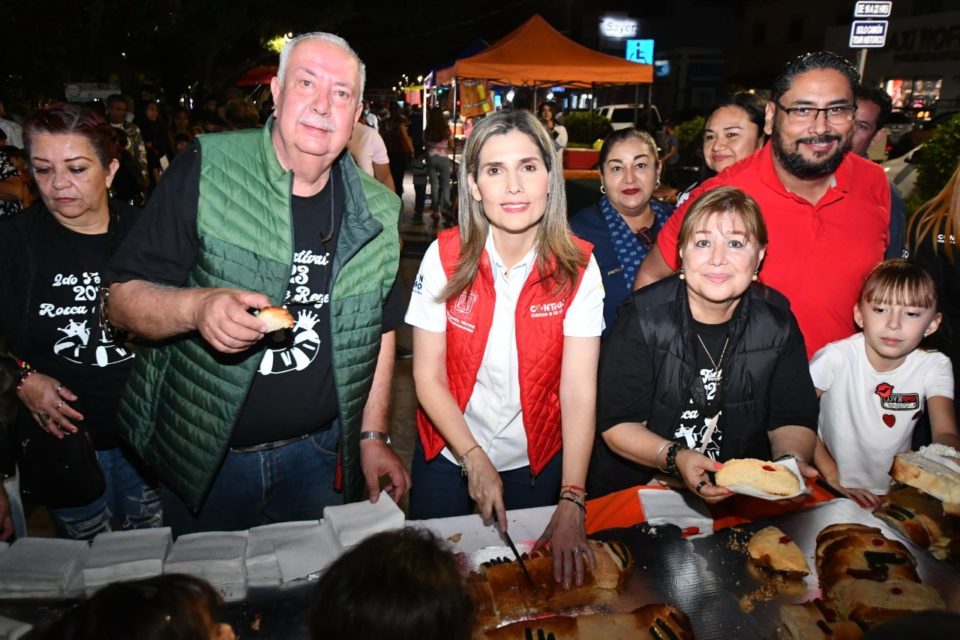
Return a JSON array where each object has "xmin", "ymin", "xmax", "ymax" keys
[
  {"xmin": 323, "ymin": 491, "xmax": 404, "ymax": 548},
  {"xmin": 638, "ymin": 488, "xmax": 714, "ymax": 537}
]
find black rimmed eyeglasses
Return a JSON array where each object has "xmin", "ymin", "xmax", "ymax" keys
[{"xmin": 774, "ymin": 102, "xmax": 857, "ymax": 125}]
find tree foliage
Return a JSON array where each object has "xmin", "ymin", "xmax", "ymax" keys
[
  {"xmin": 913, "ymin": 114, "xmax": 960, "ymax": 204},
  {"xmin": 564, "ymin": 111, "xmax": 613, "ymax": 147},
  {"xmin": 675, "ymin": 116, "xmax": 705, "ymax": 167}
]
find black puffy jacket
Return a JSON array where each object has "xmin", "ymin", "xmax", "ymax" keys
[{"xmin": 588, "ymin": 276, "xmax": 818, "ymax": 497}]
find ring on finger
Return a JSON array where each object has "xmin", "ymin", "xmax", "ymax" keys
[
  {"xmin": 695, "ymin": 480, "xmax": 709, "ymax": 494},
  {"xmin": 571, "ymin": 547, "xmax": 581, "ymax": 555},
  {"xmin": 56, "ymin": 400, "xmax": 64, "ymax": 409},
  {"xmin": 56, "ymin": 383, "xmax": 63, "ymax": 393}
]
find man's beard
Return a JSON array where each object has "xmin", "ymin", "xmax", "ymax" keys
[{"xmin": 771, "ymin": 128, "xmax": 851, "ymax": 179}]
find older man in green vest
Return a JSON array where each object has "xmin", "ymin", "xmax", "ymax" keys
[{"xmin": 106, "ymin": 32, "xmax": 408, "ymax": 535}]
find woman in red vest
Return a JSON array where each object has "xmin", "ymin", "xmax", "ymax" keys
[{"xmin": 406, "ymin": 109, "xmax": 604, "ymax": 588}]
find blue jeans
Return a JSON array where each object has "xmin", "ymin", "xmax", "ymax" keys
[
  {"xmin": 163, "ymin": 426, "xmax": 344, "ymax": 537},
  {"xmin": 426, "ymin": 154, "xmax": 452, "ymax": 212},
  {"xmin": 47, "ymin": 447, "xmax": 162, "ymax": 540},
  {"xmin": 409, "ymin": 439, "xmax": 562, "ymax": 520}
]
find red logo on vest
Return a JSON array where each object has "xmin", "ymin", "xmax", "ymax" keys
[{"xmin": 448, "ymin": 291, "xmax": 479, "ymax": 333}]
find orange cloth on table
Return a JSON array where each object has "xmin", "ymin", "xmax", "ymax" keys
[
  {"xmin": 584, "ymin": 480, "xmax": 835, "ymax": 535},
  {"xmin": 709, "ymin": 479, "xmax": 835, "ymax": 531},
  {"xmin": 584, "ymin": 485, "xmax": 656, "ymax": 534}
]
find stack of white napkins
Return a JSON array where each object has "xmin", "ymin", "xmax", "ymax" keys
[
  {"xmin": 323, "ymin": 491, "xmax": 404, "ymax": 549},
  {"xmin": 638, "ymin": 488, "xmax": 714, "ymax": 538},
  {"xmin": 164, "ymin": 531, "xmax": 248, "ymax": 602},
  {"xmin": 0, "ymin": 538, "xmax": 88, "ymax": 598},
  {"xmin": 83, "ymin": 528, "xmax": 172, "ymax": 595},
  {"xmin": 246, "ymin": 520, "xmax": 340, "ymax": 586},
  {"xmin": 275, "ymin": 519, "xmax": 341, "ymax": 582},
  {"xmin": 0, "ymin": 615, "xmax": 32, "ymax": 640}
]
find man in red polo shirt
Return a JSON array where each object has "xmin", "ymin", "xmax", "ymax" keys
[{"xmin": 635, "ymin": 52, "xmax": 889, "ymax": 358}]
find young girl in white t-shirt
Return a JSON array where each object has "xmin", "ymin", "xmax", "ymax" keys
[{"xmin": 811, "ymin": 259, "xmax": 960, "ymax": 507}]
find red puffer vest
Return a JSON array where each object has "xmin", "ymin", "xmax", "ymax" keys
[{"xmin": 415, "ymin": 228, "xmax": 592, "ymax": 475}]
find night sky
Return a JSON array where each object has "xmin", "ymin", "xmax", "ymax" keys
[{"xmin": 0, "ymin": 0, "xmax": 718, "ymax": 104}]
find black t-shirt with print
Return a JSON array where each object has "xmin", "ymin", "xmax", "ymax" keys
[
  {"xmin": 230, "ymin": 181, "xmax": 341, "ymax": 446},
  {"xmin": 673, "ymin": 319, "xmax": 729, "ymax": 460},
  {"xmin": 30, "ymin": 222, "xmax": 136, "ymax": 449},
  {"xmin": 106, "ymin": 144, "xmax": 405, "ymax": 447}
]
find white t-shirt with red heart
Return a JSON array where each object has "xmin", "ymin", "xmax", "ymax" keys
[{"xmin": 811, "ymin": 332, "xmax": 954, "ymax": 494}]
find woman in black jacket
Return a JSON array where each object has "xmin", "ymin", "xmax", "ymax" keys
[
  {"xmin": 0, "ymin": 103, "xmax": 159, "ymax": 539},
  {"xmin": 589, "ymin": 187, "xmax": 819, "ymax": 500}
]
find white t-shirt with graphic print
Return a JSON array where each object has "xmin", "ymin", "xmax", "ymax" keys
[
  {"xmin": 405, "ymin": 231, "xmax": 604, "ymax": 471},
  {"xmin": 811, "ymin": 332, "xmax": 954, "ymax": 494}
]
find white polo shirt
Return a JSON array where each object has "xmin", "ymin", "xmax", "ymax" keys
[{"xmin": 406, "ymin": 230, "xmax": 604, "ymax": 471}]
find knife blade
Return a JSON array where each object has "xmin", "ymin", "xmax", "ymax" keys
[{"xmin": 496, "ymin": 513, "xmax": 535, "ymax": 589}]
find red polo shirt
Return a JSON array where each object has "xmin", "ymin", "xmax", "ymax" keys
[{"xmin": 657, "ymin": 143, "xmax": 890, "ymax": 359}]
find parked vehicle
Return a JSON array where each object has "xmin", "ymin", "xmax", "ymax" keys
[
  {"xmin": 882, "ymin": 144, "xmax": 923, "ymax": 200},
  {"xmin": 884, "ymin": 111, "xmax": 915, "ymax": 147},
  {"xmin": 596, "ymin": 104, "xmax": 663, "ymax": 133}
]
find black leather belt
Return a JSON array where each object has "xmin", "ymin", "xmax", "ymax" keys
[{"xmin": 230, "ymin": 430, "xmax": 320, "ymax": 453}]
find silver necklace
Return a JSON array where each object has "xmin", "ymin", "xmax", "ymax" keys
[{"xmin": 696, "ymin": 333, "xmax": 729, "ymax": 373}]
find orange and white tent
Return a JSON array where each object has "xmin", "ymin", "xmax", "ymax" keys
[{"xmin": 453, "ymin": 15, "xmax": 653, "ymax": 87}]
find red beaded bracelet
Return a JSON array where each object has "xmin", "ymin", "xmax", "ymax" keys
[
  {"xmin": 560, "ymin": 484, "xmax": 586, "ymax": 495},
  {"xmin": 16, "ymin": 368, "xmax": 36, "ymax": 391}
]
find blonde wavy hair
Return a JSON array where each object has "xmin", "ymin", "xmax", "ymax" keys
[
  {"xmin": 441, "ymin": 110, "xmax": 586, "ymax": 301},
  {"xmin": 910, "ymin": 161, "xmax": 960, "ymax": 261}
]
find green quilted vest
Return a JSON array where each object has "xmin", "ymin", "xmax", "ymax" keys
[{"xmin": 117, "ymin": 122, "xmax": 400, "ymax": 509}]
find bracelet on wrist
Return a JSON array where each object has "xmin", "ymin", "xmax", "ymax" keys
[
  {"xmin": 654, "ymin": 441, "xmax": 672, "ymax": 473},
  {"xmin": 560, "ymin": 484, "xmax": 586, "ymax": 496},
  {"xmin": 359, "ymin": 430, "xmax": 392, "ymax": 446},
  {"xmin": 457, "ymin": 444, "xmax": 482, "ymax": 468},
  {"xmin": 16, "ymin": 368, "xmax": 36, "ymax": 391},
  {"xmin": 559, "ymin": 494, "xmax": 586, "ymax": 515},
  {"xmin": 664, "ymin": 442, "xmax": 687, "ymax": 476}
]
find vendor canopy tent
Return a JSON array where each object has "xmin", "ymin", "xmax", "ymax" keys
[
  {"xmin": 236, "ymin": 64, "xmax": 278, "ymax": 86},
  {"xmin": 453, "ymin": 15, "xmax": 653, "ymax": 87},
  {"xmin": 431, "ymin": 39, "xmax": 489, "ymax": 87}
]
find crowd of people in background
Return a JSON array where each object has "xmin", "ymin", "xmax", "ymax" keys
[{"xmin": 1, "ymin": 32, "xmax": 960, "ymax": 637}]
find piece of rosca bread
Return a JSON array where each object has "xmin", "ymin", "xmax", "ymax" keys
[
  {"xmin": 747, "ymin": 526, "xmax": 810, "ymax": 575},
  {"xmin": 891, "ymin": 451, "xmax": 960, "ymax": 515},
  {"xmin": 817, "ymin": 532, "xmax": 918, "ymax": 595},
  {"xmin": 873, "ymin": 485, "xmax": 960, "ymax": 560},
  {"xmin": 482, "ymin": 604, "xmax": 695, "ymax": 640},
  {"xmin": 828, "ymin": 579, "xmax": 945, "ymax": 625},
  {"xmin": 256, "ymin": 305, "xmax": 295, "ymax": 332},
  {"xmin": 815, "ymin": 523, "xmax": 882, "ymax": 568},
  {"xmin": 780, "ymin": 599, "xmax": 864, "ymax": 640},
  {"xmin": 470, "ymin": 540, "xmax": 633, "ymax": 630},
  {"xmin": 715, "ymin": 458, "xmax": 801, "ymax": 496}
]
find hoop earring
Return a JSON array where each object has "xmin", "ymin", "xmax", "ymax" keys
[
  {"xmin": 655, "ymin": 179, "xmax": 661, "ymax": 188},
  {"xmin": 600, "ymin": 185, "xmax": 606, "ymax": 194},
  {"xmin": 678, "ymin": 266, "xmax": 685, "ymax": 280}
]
